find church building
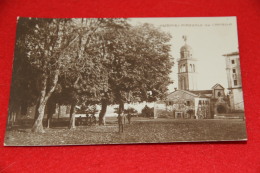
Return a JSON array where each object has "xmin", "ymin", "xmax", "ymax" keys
[
  {"xmin": 154, "ymin": 36, "xmax": 229, "ymax": 119},
  {"xmin": 223, "ymin": 52, "xmax": 244, "ymax": 111}
]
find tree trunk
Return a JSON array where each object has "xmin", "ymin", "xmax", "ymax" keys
[
  {"xmin": 34, "ymin": 98, "xmax": 40, "ymax": 122},
  {"xmin": 119, "ymin": 101, "xmax": 124, "ymax": 113},
  {"xmin": 12, "ymin": 112, "xmax": 17, "ymax": 127},
  {"xmin": 32, "ymin": 71, "xmax": 59, "ymax": 133},
  {"xmin": 46, "ymin": 113, "xmax": 53, "ymax": 128},
  {"xmin": 46, "ymin": 100, "xmax": 56, "ymax": 128},
  {"xmin": 99, "ymin": 100, "xmax": 108, "ymax": 125},
  {"xmin": 69, "ymin": 103, "xmax": 76, "ymax": 129},
  {"xmin": 58, "ymin": 105, "xmax": 61, "ymax": 119},
  {"xmin": 9, "ymin": 112, "xmax": 14, "ymax": 127},
  {"xmin": 47, "ymin": 117, "xmax": 50, "ymax": 128},
  {"xmin": 32, "ymin": 101, "xmax": 47, "ymax": 133},
  {"xmin": 16, "ymin": 105, "xmax": 21, "ymax": 122},
  {"xmin": 119, "ymin": 101, "xmax": 125, "ymax": 124}
]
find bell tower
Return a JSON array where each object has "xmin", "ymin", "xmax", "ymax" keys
[{"xmin": 178, "ymin": 35, "xmax": 197, "ymax": 90}]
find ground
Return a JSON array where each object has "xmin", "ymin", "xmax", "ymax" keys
[{"xmin": 4, "ymin": 117, "xmax": 247, "ymax": 146}]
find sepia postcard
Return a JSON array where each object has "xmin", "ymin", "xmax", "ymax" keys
[{"xmin": 4, "ymin": 17, "xmax": 247, "ymax": 146}]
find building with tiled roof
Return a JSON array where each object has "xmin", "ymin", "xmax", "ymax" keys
[{"xmin": 154, "ymin": 36, "xmax": 230, "ymax": 119}]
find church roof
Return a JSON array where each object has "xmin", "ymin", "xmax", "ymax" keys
[
  {"xmin": 223, "ymin": 51, "xmax": 239, "ymax": 57},
  {"xmin": 166, "ymin": 90, "xmax": 197, "ymax": 99},
  {"xmin": 211, "ymin": 83, "xmax": 224, "ymax": 89},
  {"xmin": 188, "ymin": 90, "xmax": 212, "ymax": 95},
  {"xmin": 166, "ymin": 89, "xmax": 212, "ymax": 100},
  {"xmin": 188, "ymin": 90, "xmax": 212, "ymax": 98}
]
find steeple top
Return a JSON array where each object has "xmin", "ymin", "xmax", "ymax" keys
[
  {"xmin": 180, "ymin": 35, "xmax": 193, "ymax": 59},
  {"xmin": 183, "ymin": 35, "xmax": 188, "ymax": 44}
]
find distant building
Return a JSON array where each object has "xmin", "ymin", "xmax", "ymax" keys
[
  {"xmin": 155, "ymin": 36, "xmax": 229, "ymax": 119},
  {"xmin": 155, "ymin": 84, "xmax": 229, "ymax": 119},
  {"xmin": 223, "ymin": 52, "xmax": 244, "ymax": 111}
]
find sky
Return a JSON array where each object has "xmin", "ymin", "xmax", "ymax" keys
[{"xmin": 129, "ymin": 17, "xmax": 239, "ymax": 92}]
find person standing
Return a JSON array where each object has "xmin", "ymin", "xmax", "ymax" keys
[
  {"xmin": 86, "ymin": 113, "xmax": 89, "ymax": 125},
  {"xmin": 118, "ymin": 113, "xmax": 123, "ymax": 133},
  {"xmin": 127, "ymin": 113, "xmax": 131, "ymax": 124}
]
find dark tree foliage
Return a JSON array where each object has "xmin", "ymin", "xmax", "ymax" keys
[
  {"xmin": 8, "ymin": 18, "xmax": 42, "ymax": 126},
  {"xmin": 141, "ymin": 106, "xmax": 154, "ymax": 118},
  {"xmin": 9, "ymin": 18, "xmax": 173, "ymax": 132},
  {"xmin": 97, "ymin": 23, "xmax": 173, "ymax": 123},
  {"xmin": 56, "ymin": 18, "xmax": 129, "ymax": 128}
]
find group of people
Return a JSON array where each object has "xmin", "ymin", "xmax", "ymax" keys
[
  {"xmin": 77, "ymin": 111, "xmax": 133, "ymax": 133},
  {"xmin": 77, "ymin": 114, "xmax": 97, "ymax": 126}
]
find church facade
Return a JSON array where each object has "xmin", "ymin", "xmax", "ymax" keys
[{"xmin": 154, "ymin": 36, "xmax": 230, "ymax": 119}]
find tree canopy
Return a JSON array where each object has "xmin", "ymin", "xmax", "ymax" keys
[{"xmin": 9, "ymin": 17, "xmax": 174, "ymax": 132}]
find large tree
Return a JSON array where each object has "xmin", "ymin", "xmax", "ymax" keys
[
  {"xmin": 24, "ymin": 18, "xmax": 81, "ymax": 133},
  {"xmin": 98, "ymin": 23, "xmax": 173, "ymax": 124},
  {"xmin": 11, "ymin": 18, "xmax": 172, "ymax": 132},
  {"xmin": 58, "ymin": 18, "xmax": 129, "ymax": 129},
  {"xmin": 16, "ymin": 18, "xmax": 107, "ymax": 132},
  {"xmin": 8, "ymin": 18, "xmax": 42, "ymax": 126},
  {"xmin": 23, "ymin": 18, "xmax": 129, "ymax": 130}
]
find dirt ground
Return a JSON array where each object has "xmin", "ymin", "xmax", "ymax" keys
[{"xmin": 4, "ymin": 117, "xmax": 247, "ymax": 146}]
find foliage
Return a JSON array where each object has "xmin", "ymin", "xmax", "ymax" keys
[
  {"xmin": 56, "ymin": 18, "xmax": 129, "ymax": 107},
  {"xmin": 101, "ymin": 23, "xmax": 173, "ymax": 104},
  {"xmin": 141, "ymin": 105, "xmax": 154, "ymax": 117},
  {"xmin": 186, "ymin": 109, "xmax": 195, "ymax": 115},
  {"xmin": 156, "ymin": 109, "xmax": 172, "ymax": 118},
  {"xmin": 9, "ymin": 17, "xmax": 174, "ymax": 131},
  {"xmin": 9, "ymin": 18, "xmax": 42, "ymax": 114},
  {"xmin": 124, "ymin": 107, "xmax": 138, "ymax": 114}
]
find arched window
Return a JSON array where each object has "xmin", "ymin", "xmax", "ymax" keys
[
  {"xmin": 218, "ymin": 91, "xmax": 221, "ymax": 97},
  {"xmin": 190, "ymin": 64, "xmax": 192, "ymax": 72},
  {"xmin": 193, "ymin": 64, "xmax": 195, "ymax": 72}
]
